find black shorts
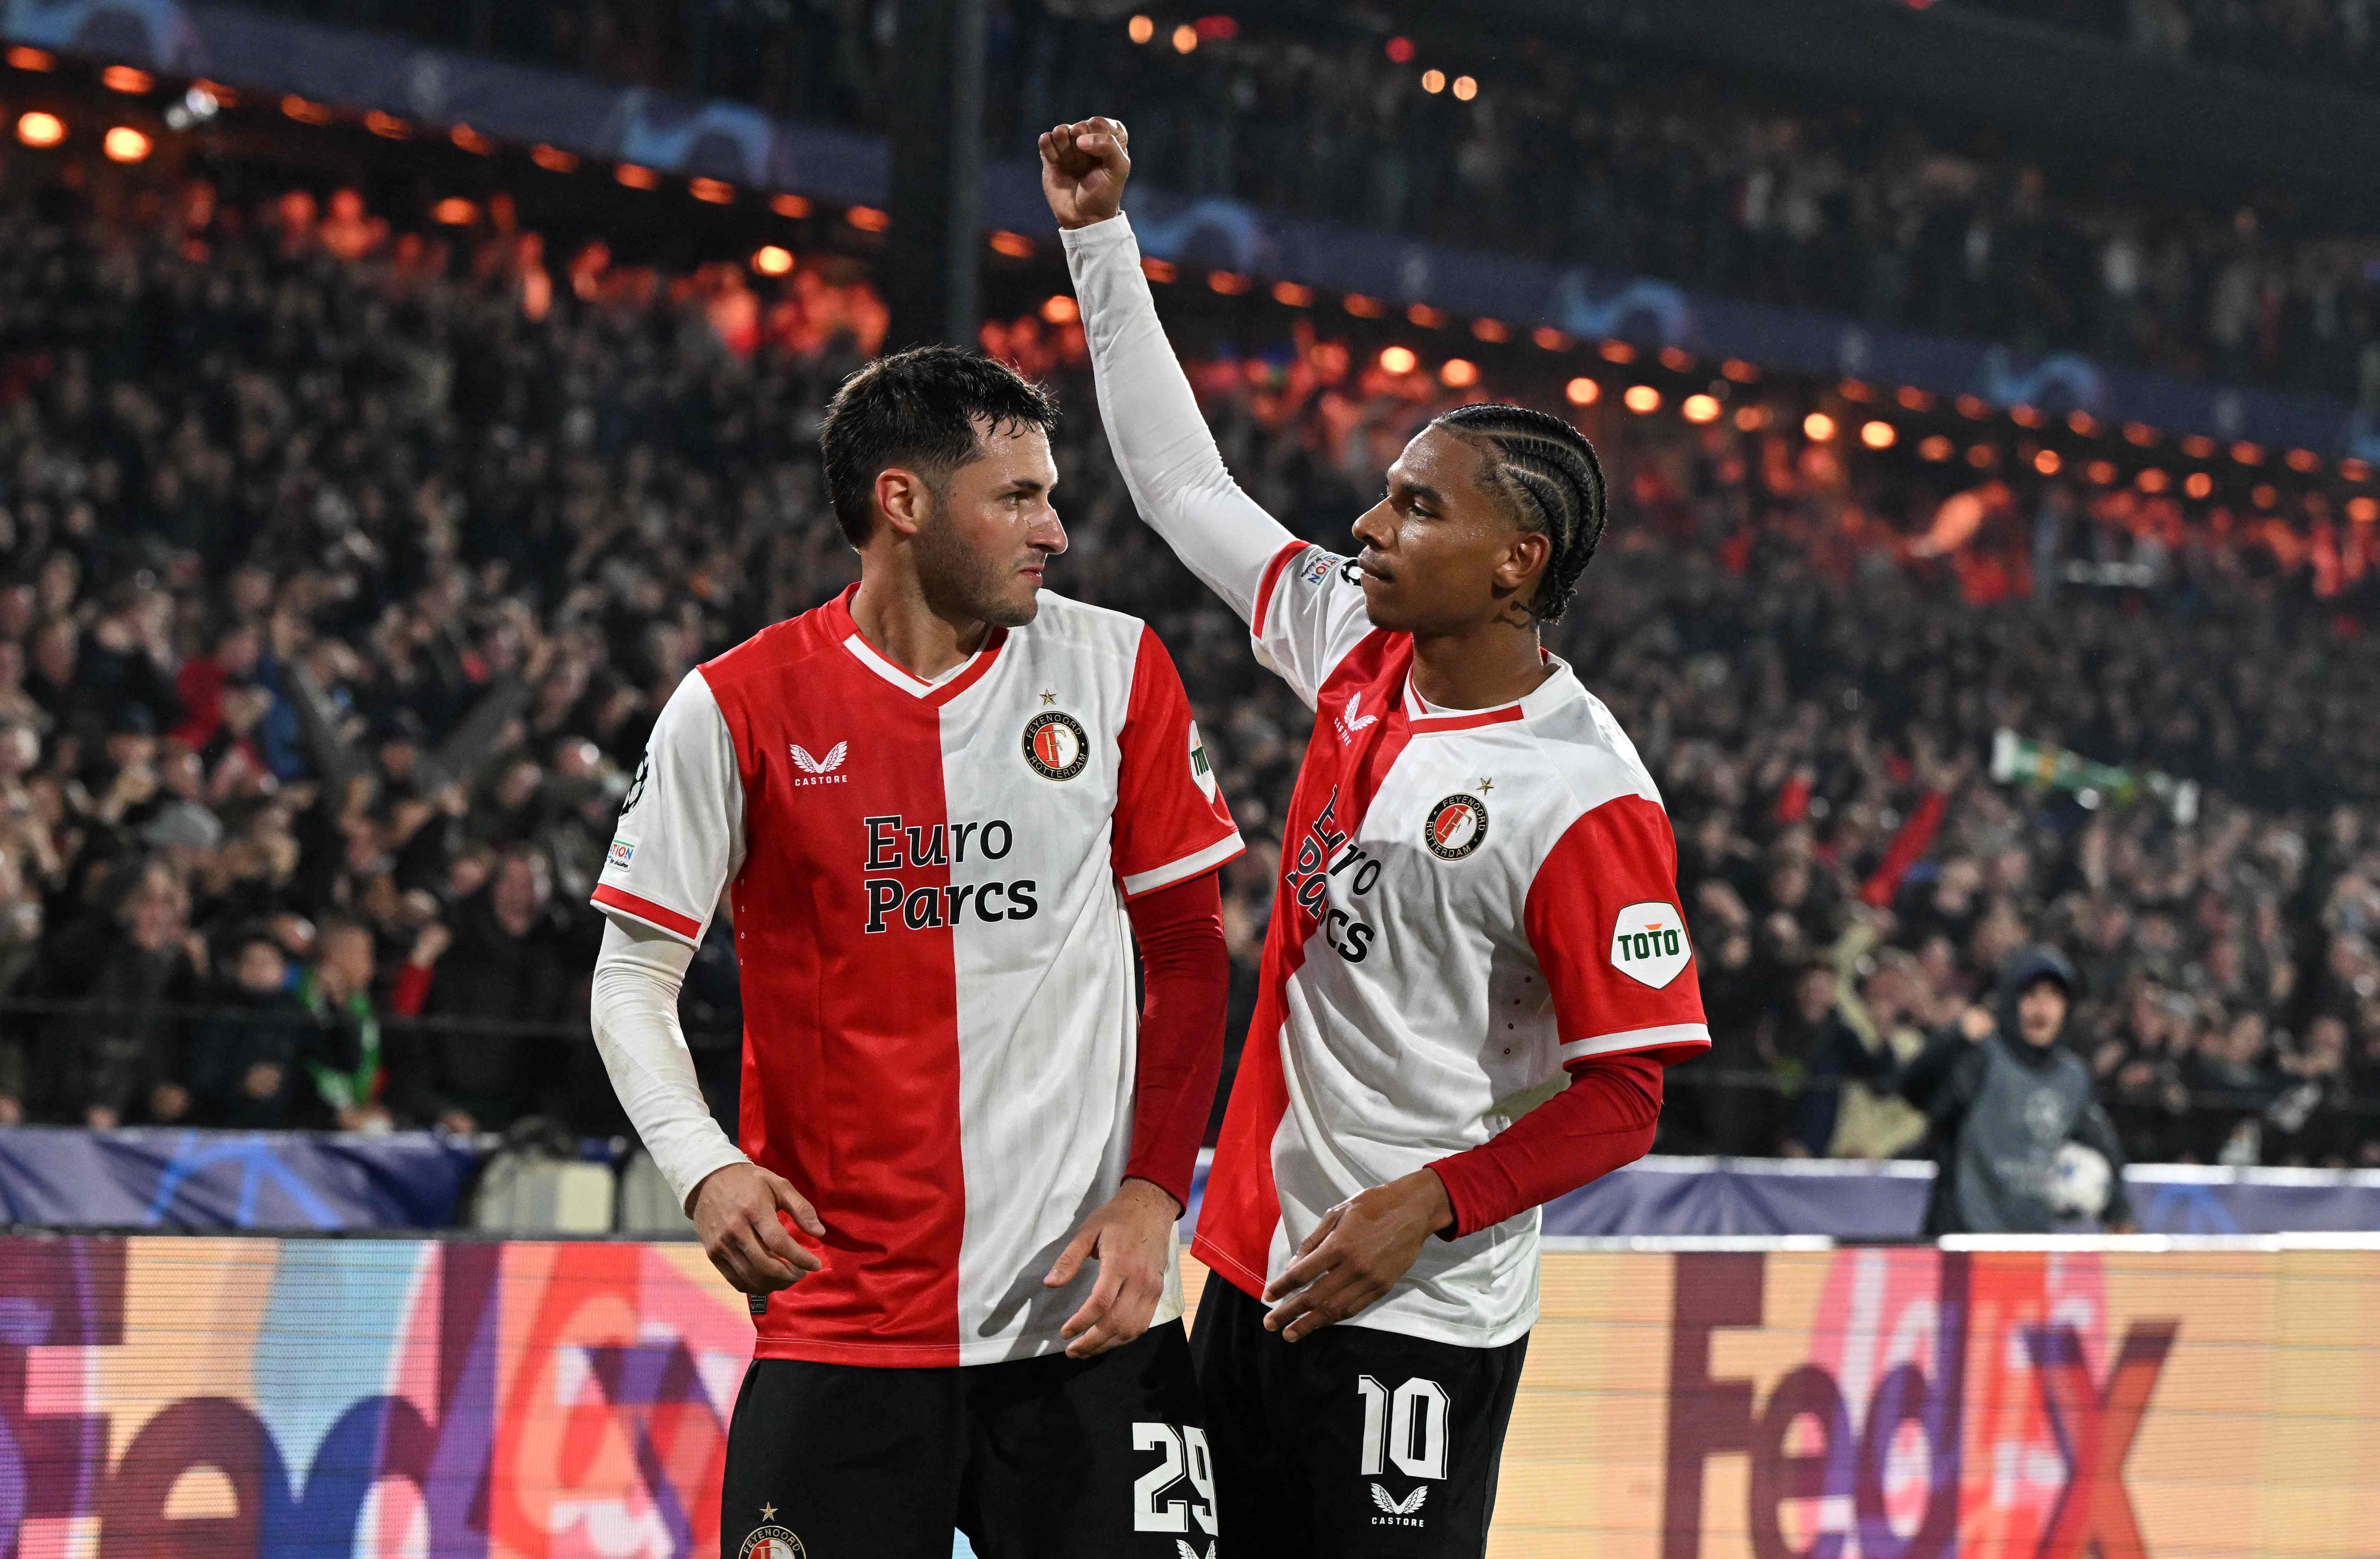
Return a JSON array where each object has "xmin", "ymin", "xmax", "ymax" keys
[
  {"xmin": 719, "ymin": 1320, "xmax": 1216, "ymax": 1559},
  {"xmin": 1190, "ymin": 1276, "xmax": 1527, "ymax": 1558}
]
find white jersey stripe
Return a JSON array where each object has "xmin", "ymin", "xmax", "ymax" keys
[
  {"xmin": 1558, "ymin": 1021, "xmax": 1714, "ymax": 1063},
  {"xmin": 1119, "ymin": 832, "xmax": 1244, "ymax": 899}
]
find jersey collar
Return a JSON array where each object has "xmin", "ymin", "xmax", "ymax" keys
[
  {"xmin": 1402, "ymin": 653, "xmax": 1582, "ymax": 735},
  {"xmin": 825, "ymin": 583, "xmax": 1008, "ymax": 707}
]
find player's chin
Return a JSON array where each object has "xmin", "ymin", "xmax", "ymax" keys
[{"xmin": 984, "ymin": 579, "xmax": 1043, "ymax": 628}]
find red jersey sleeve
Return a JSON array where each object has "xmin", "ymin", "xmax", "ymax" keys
[
  {"xmin": 1110, "ymin": 624, "xmax": 1245, "ymax": 899},
  {"xmin": 1524, "ymin": 795, "xmax": 1712, "ymax": 1062}
]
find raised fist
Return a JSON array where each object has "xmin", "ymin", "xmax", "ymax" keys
[{"xmin": 1038, "ymin": 116, "xmax": 1131, "ymax": 231}]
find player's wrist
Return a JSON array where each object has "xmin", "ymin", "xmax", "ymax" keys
[
  {"xmin": 1402, "ymin": 1168, "xmax": 1458, "ymax": 1237},
  {"xmin": 1118, "ymin": 1174, "xmax": 1184, "ymax": 1218}
]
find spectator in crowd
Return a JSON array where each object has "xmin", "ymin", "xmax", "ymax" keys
[
  {"xmin": 187, "ymin": 925, "xmax": 321, "ymax": 1129},
  {"xmin": 299, "ymin": 917, "xmax": 392, "ymax": 1132},
  {"xmin": 30, "ymin": 858, "xmax": 200, "ymax": 1128},
  {"xmin": 1899, "ymin": 947, "xmax": 2136, "ymax": 1233}
]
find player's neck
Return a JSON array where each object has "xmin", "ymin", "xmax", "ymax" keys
[
  {"xmin": 1406, "ymin": 617, "xmax": 1552, "ymax": 711},
  {"xmin": 849, "ymin": 566, "xmax": 993, "ymax": 682}
]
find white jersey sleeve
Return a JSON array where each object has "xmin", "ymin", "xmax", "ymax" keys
[
  {"xmin": 1062, "ymin": 212, "xmax": 1299, "ymax": 627},
  {"xmin": 592, "ymin": 669, "xmax": 745, "ymax": 947},
  {"xmin": 1245, "ymin": 540, "xmax": 1381, "ymax": 711}
]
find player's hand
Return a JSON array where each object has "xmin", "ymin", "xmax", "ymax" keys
[
  {"xmin": 690, "ymin": 1162, "xmax": 825, "ymax": 1296},
  {"xmin": 1045, "ymin": 1175, "xmax": 1177, "ymax": 1358},
  {"xmin": 1262, "ymin": 1170, "xmax": 1455, "ymax": 1342},
  {"xmin": 1038, "ymin": 116, "xmax": 1130, "ymax": 230}
]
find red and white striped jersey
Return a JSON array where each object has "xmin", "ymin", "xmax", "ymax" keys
[
  {"xmin": 1194, "ymin": 543, "xmax": 1711, "ymax": 1348},
  {"xmin": 593, "ymin": 584, "xmax": 1241, "ymax": 1366}
]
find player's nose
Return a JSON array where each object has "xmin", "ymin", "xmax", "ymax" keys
[{"xmin": 1030, "ymin": 507, "xmax": 1068, "ymax": 555}]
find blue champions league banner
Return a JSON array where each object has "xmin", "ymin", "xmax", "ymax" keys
[
  {"xmin": 0, "ymin": 1126, "xmax": 479, "ymax": 1229},
  {"xmin": 1, "ymin": 0, "xmax": 2360, "ymax": 454},
  {"xmin": 5, "ymin": 1130, "xmax": 2375, "ymax": 1235}
]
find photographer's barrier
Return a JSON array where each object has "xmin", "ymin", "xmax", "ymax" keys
[
  {"xmin": 11, "ymin": 1128, "xmax": 2380, "ymax": 1237},
  {"xmin": 4, "ymin": 1233, "xmax": 2377, "ymax": 1557}
]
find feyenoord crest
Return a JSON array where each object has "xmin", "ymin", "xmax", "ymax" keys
[
  {"xmin": 1609, "ymin": 900, "xmax": 1691, "ymax": 989},
  {"xmin": 1022, "ymin": 710, "xmax": 1089, "ymax": 780},
  {"xmin": 1424, "ymin": 793, "xmax": 1488, "ymax": 860},
  {"xmin": 739, "ymin": 1518, "xmax": 806, "ymax": 1559}
]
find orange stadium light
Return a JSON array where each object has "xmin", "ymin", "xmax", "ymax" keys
[
  {"xmin": 1734, "ymin": 404, "xmax": 1771, "ymax": 431},
  {"xmin": 2185, "ymin": 472, "xmax": 2214, "ymax": 499},
  {"xmin": 1598, "ymin": 341, "xmax": 1636, "ymax": 364},
  {"xmin": 431, "ymin": 197, "xmax": 477, "ymax": 225},
  {"xmin": 2137, "ymin": 468, "xmax": 2170, "ymax": 492},
  {"xmin": 1566, "ymin": 377, "xmax": 1600, "ymax": 406},
  {"xmin": 2349, "ymin": 497, "xmax": 2378, "ymax": 523},
  {"xmin": 1041, "ymin": 295, "xmax": 1080, "ymax": 325},
  {"xmin": 1681, "ymin": 394, "xmax": 1720, "ymax": 424},
  {"xmin": 1270, "ymin": 280, "xmax": 1312, "ymax": 307},
  {"xmin": 1128, "ymin": 14, "xmax": 1155, "ymax": 44},
  {"xmin": 752, "ymin": 245, "xmax": 794, "ymax": 276},
  {"xmin": 1378, "ymin": 346, "xmax": 1418, "ymax": 375},
  {"xmin": 1207, "ymin": 270, "xmax": 1251, "ymax": 295},
  {"xmin": 1624, "ymin": 385, "xmax": 1661, "ymax": 414},
  {"xmin": 773, "ymin": 193, "xmax": 813, "ymax": 219},
  {"xmin": 101, "ymin": 65, "xmax": 152, "ymax": 94},
  {"xmin": 1918, "ymin": 434, "xmax": 1953, "ymax": 461},
  {"xmin": 2085, "ymin": 460, "xmax": 2117, "ymax": 486},
  {"xmin": 1341, "ymin": 293, "xmax": 1384, "ymax": 317},
  {"xmin": 2230, "ymin": 441, "xmax": 2263, "ymax": 465},
  {"xmin": 101, "ymin": 125, "xmax": 149, "ymax": 162},
  {"xmin": 1861, "ymin": 420, "xmax": 1896, "ymax": 449},
  {"xmin": 2341, "ymin": 458, "xmax": 2370, "ymax": 483},
  {"xmin": 988, "ymin": 231, "xmax": 1034, "ymax": 259},
  {"xmin": 282, "ymin": 95, "xmax": 332, "ymax": 125},
  {"xmin": 1802, "ymin": 411, "xmax": 1836, "ymax": 441},
  {"xmin": 690, "ymin": 178, "xmax": 735, "ymax": 204},
  {"xmin": 1171, "ymin": 23, "xmax": 1197, "ymax": 52},
  {"xmin": 1896, "ymin": 386, "xmax": 1933, "ymax": 411},
  {"xmin": 1420, "ymin": 69, "xmax": 1446, "ymax": 94},
  {"xmin": 1967, "ymin": 443, "xmax": 1997, "ymax": 467},
  {"xmin": 1660, "ymin": 347, "xmax": 1696, "ymax": 372},
  {"xmin": 1141, "ymin": 257, "xmax": 1177, "ymax": 283},
  {"xmin": 1452, "ymin": 75, "xmax": 1477, "ymax": 101},
  {"xmin": 365, "ymin": 111, "xmax": 411, "ymax": 139},
  {"xmin": 845, "ymin": 205, "xmax": 889, "ymax": 231},
  {"xmin": 1471, "ymin": 317, "xmax": 1508, "ymax": 343},
  {"xmin": 2180, "ymin": 434, "xmax": 2216, "ymax": 459},
  {"xmin": 2033, "ymin": 449, "xmax": 2061, "ymax": 475},
  {"xmin": 451, "ymin": 124, "xmax": 494, "ymax": 155},
  {"xmin": 2123, "ymin": 422, "xmax": 2158, "ymax": 446},
  {"xmin": 1440, "ymin": 358, "xmax": 1479, "ymax": 388},
  {"xmin": 1954, "ymin": 395, "xmax": 1988, "ymax": 418},
  {"xmin": 2286, "ymin": 448, "xmax": 2321, "ymax": 473},
  {"xmin": 1838, "ymin": 379, "xmax": 1874, "ymax": 402},
  {"xmin": 2010, "ymin": 404, "xmax": 2043, "ymax": 428},
  {"xmin": 1405, "ymin": 303, "xmax": 1446, "ymax": 328},
  {"xmin": 2252, "ymin": 483, "xmax": 2277, "ymax": 508},
  {"xmin": 15, "ymin": 111, "xmax": 64, "ymax": 148},
  {"xmin": 616, "ymin": 163, "xmax": 660, "ymax": 190},
  {"xmin": 1532, "ymin": 327, "xmax": 1567, "ymax": 351},
  {"xmin": 531, "ymin": 144, "xmax": 579, "ymax": 172},
  {"xmin": 2066, "ymin": 411, "xmax": 2099, "ymax": 437},
  {"xmin": 7, "ymin": 46, "xmax": 56, "ymax": 71},
  {"xmin": 1721, "ymin": 359, "xmax": 1759, "ymax": 383}
]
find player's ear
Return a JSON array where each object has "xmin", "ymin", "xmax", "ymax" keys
[
  {"xmin": 874, "ymin": 467, "xmax": 932, "ymax": 540},
  {"xmin": 1494, "ymin": 529, "xmax": 1551, "ymax": 597}
]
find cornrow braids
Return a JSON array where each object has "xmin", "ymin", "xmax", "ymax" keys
[{"xmin": 1431, "ymin": 402, "xmax": 1608, "ymax": 624}]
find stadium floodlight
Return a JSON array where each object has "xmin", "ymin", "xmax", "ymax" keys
[
  {"xmin": 1128, "ymin": 14, "xmax": 1154, "ymax": 44},
  {"xmin": 1378, "ymin": 346, "xmax": 1417, "ymax": 375},
  {"xmin": 1420, "ymin": 69, "xmax": 1446, "ymax": 94},
  {"xmin": 102, "ymin": 126, "xmax": 150, "ymax": 162},
  {"xmin": 1565, "ymin": 378, "xmax": 1600, "ymax": 406},
  {"xmin": 772, "ymin": 193, "xmax": 812, "ymax": 218},
  {"xmin": 531, "ymin": 144, "xmax": 579, "ymax": 172},
  {"xmin": 2033, "ymin": 449, "xmax": 2062, "ymax": 475},
  {"xmin": 1440, "ymin": 358, "xmax": 1479, "ymax": 388},
  {"xmin": 101, "ymin": 65, "xmax": 152, "ymax": 94},
  {"xmin": 1682, "ymin": 394, "xmax": 1721, "ymax": 424},
  {"xmin": 1040, "ymin": 296, "xmax": 1080, "ymax": 325},
  {"xmin": 2185, "ymin": 472, "xmax": 2214, "ymax": 498},
  {"xmin": 163, "ymin": 85, "xmax": 219, "ymax": 130},
  {"xmin": 1171, "ymin": 23, "xmax": 1196, "ymax": 52},
  {"xmin": 6, "ymin": 46, "xmax": 55, "ymax": 71},
  {"xmin": 1861, "ymin": 420, "xmax": 1896, "ymax": 449},
  {"xmin": 1452, "ymin": 75, "xmax": 1478, "ymax": 101},
  {"xmin": 16, "ymin": 111, "xmax": 65, "ymax": 147},
  {"xmin": 1802, "ymin": 411, "xmax": 1836, "ymax": 441},
  {"xmin": 1625, "ymin": 385, "xmax": 1661, "ymax": 414},
  {"xmin": 752, "ymin": 246, "xmax": 794, "ymax": 276}
]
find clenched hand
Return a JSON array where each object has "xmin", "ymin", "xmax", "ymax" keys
[{"xmin": 1039, "ymin": 116, "xmax": 1131, "ymax": 231}]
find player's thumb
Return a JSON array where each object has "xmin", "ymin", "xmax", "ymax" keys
[
  {"xmin": 1044, "ymin": 1224, "xmax": 1098, "ymax": 1287},
  {"xmin": 765, "ymin": 1171, "xmax": 825, "ymax": 1236}
]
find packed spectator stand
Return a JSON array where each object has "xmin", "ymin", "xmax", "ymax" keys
[{"xmin": 0, "ymin": 150, "xmax": 2375, "ymax": 1182}]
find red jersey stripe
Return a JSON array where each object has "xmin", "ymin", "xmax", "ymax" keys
[
  {"xmin": 1250, "ymin": 538, "xmax": 1309, "ymax": 642},
  {"xmin": 591, "ymin": 883, "xmax": 702, "ymax": 941}
]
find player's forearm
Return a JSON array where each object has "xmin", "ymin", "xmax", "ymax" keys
[
  {"xmin": 1120, "ymin": 871, "xmax": 1230, "ymax": 1210},
  {"xmin": 1427, "ymin": 1053, "xmax": 1665, "ymax": 1237},
  {"xmin": 1061, "ymin": 213, "xmax": 1294, "ymax": 624},
  {"xmin": 590, "ymin": 919, "xmax": 748, "ymax": 1211}
]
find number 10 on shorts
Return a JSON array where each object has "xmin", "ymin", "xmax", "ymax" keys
[
  {"xmin": 1357, "ymin": 1375, "xmax": 1450, "ymax": 1479},
  {"xmin": 1132, "ymin": 1422, "xmax": 1219, "ymax": 1535}
]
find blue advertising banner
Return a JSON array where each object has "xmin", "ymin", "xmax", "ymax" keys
[{"xmin": 0, "ymin": 1126, "xmax": 478, "ymax": 1229}]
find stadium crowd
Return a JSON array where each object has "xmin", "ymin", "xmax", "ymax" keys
[
  {"xmin": 1965, "ymin": 0, "xmax": 2380, "ymax": 93},
  {"xmin": 272, "ymin": 0, "xmax": 2380, "ymax": 404},
  {"xmin": 0, "ymin": 166, "xmax": 2375, "ymax": 1175}
]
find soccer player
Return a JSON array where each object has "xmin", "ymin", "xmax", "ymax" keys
[
  {"xmin": 1045, "ymin": 119, "xmax": 1711, "ymax": 1552},
  {"xmin": 586, "ymin": 346, "xmax": 1242, "ymax": 1558}
]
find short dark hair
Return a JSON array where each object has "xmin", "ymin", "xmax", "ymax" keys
[
  {"xmin": 1430, "ymin": 402, "xmax": 1609, "ymax": 623},
  {"xmin": 817, "ymin": 346, "xmax": 1060, "ymax": 548}
]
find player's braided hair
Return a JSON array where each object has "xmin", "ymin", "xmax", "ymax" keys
[{"xmin": 1430, "ymin": 402, "xmax": 1608, "ymax": 624}]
